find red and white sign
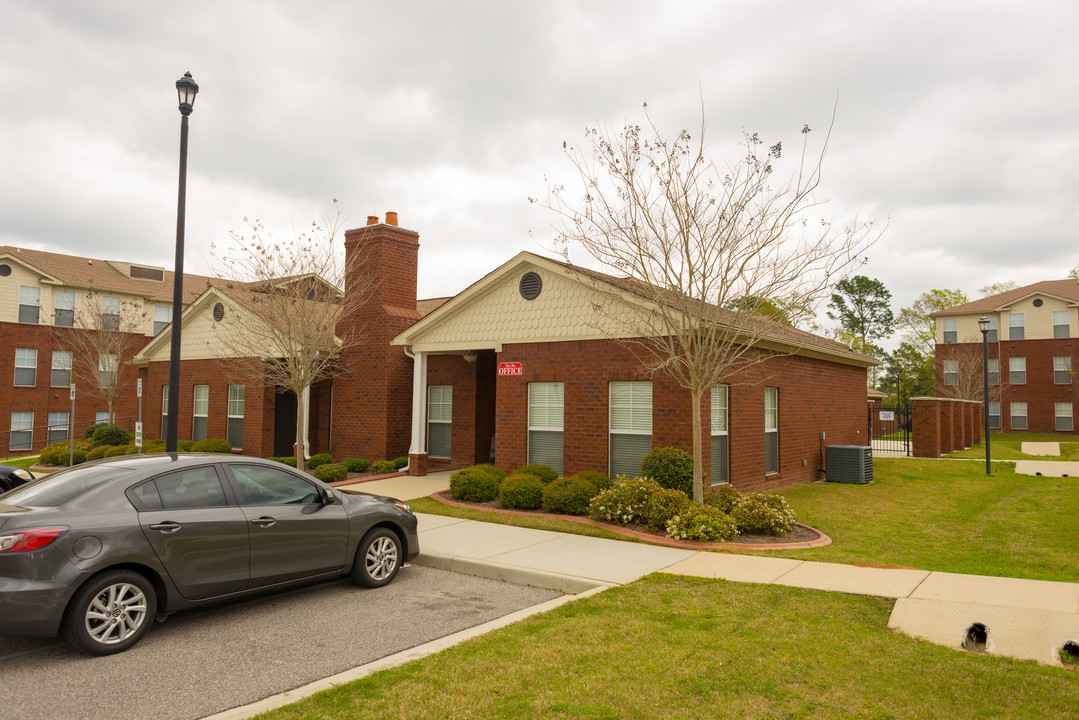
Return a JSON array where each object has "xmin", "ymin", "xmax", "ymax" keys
[{"xmin": 497, "ymin": 362, "xmax": 523, "ymax": 376}]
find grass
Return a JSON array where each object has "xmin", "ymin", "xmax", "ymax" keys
[
  {"xmin": 948, "ymin": 432, "xmax": 1079, "ymax": 461},
  {"xmin": 416, "ymin": 458, "xmax": 1079, "ymax": 583},
  {"xmin": 254, "ymin": 575, "xmax": 1079, "ymax": 720},
  {"xmin": 0, "ymin": 455, "xmax": 39, "ymax": 471}
]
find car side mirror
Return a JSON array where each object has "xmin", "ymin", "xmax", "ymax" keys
[{"xmin": 320, "ymin": 487, "xmax": 338, "ymax": 505}]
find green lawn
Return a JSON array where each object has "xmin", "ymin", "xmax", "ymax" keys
[
  {"xmin": 254, "ymin": 575, "xmax": 1078, "ymax": 720},
  {"xmin": 416, "ymin": 458, "xmax": 1079, "ymax": 583},
  {"xmin": 948, "ymin": 432, "xmax": 1079, "ymax": 461},
  {"xmin": 0, "ymin": 455, "xmax": 39, "ymax": 471}
]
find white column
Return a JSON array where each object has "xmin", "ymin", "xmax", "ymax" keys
[{"xmin": 408, "ymin": 350, "xmax": 428, "ymax": 456}]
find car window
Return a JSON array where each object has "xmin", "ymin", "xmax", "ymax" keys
[
  {"xmin": 129, "ymin": 480, "xmax": 164, "ymax": 510},
  {"xmin": 152, "ymin": 467, "xmax": 228, "ymax": 509},
  {"xmin": 1, "ymin": 465, "xmax": 135, "ymax": 507},
  {"xmin": 228, "ymin": 464, "xmax": 321, "ymax": 505}
]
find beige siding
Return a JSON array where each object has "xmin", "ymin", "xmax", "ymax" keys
[
  {"xmin": 141, "ymin": 299, "xmax": 265, "ymax": 362},
  {"xmin": 936, "ymin": 314, "xmax": 1000, "ymax": 344},
  {"xmin": 937, "ymin": 296, "xmax": 1078, "ymax": 344},
  {"xmin": 0, "ymin": 262, "xmax": 48, "ymax": 324}
]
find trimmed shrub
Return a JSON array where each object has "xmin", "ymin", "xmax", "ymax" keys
[
  {"xmin": 142, "ymin": 440, "xmax": 167, "ymax": 453},
  {"xmin": 449, "ymin": 467, "xmax": 498, "ymax": 502},
  {"xmin": 87, "ymin": 445, "xmax": 110, "ymax": 461},
  {"xmin": 703, "ymin": 484, "xmax": 742, "ymax": 514},
  {"xmin": 307, "ymin": 453, "xmax": 333, "ymax": 469},
  {"xmin": 498, "ymin": 473, "xmax": 544, "ymax": 510},
  {"xmin": 641, "ymin": 447, "xmax": 693, "ymax": 496},
  {"xmin": 269, "ymin": 456, "xmax": 298, "ymax": 467},
  {"xmin": 588, "ymin": 476, "xmax": 662, "ymax": 525},
  {"xmin": 733, "ymin": 493, "xmax": 797, "ymax": 535},
  {"xmin": 91, "ymin": 424, "xmax": 131, "ymax": 447},
  {"xmin": 644, "ymin": 488, "xmax": 692, "ymax": 531},
  {"xmin": 83, "ymin": 423, "xmax": 105, "ymax": 440},
  {"xmin": 371, "ymin": 459, "xmax": 397, "ymax": 474},
  {"xmin": 192, "ymin": 438, "xmax": 233, "ymax": 454},
  {"xmin": 468, "ymin": 464, "xmax": 507, "ymax": 488},
  {"xmin": 312, "ymin": 463, "xmax": 347, "ymax": 483},
  {"xmin": 104, "ymin": 445, "xmax": 134, "ymax": 458},
  {"xmin": 666, "ymin": 506, "xmax": 738, "ymax": 542},
  {"xmin": 513, "ymin": 464, "xmax": 559, "ymax": 484},
  {"xmin": 393, "ymin": 456, "xmax": 409, "ymax": 470},
  {"xmin": 40, "ymin": 440, "xmax": 90, "ymax": 466},
  {"xmin": 571, "ymin": 471, "xmax": 612, "ymax": 492},
  {"xmin": 177, "ymin": 440, "xmax": 195, "ymax": 452},
  {"xmin": 543, "ymin": 475, "xmax": 599, "ymax": 515},
  {"xmin": 342, "ymin": 458, "xmax": 369, "ymax": 473}
]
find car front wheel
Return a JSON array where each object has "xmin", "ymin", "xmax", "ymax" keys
[
  {"xmin": 351, "ymin": 527, "xmax": 402, "ymax": 588},
  {"xmin": 63, "ymin": 570, "xmax": 157, "ymax": 655}
]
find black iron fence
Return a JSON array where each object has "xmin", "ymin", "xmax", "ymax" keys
[{"xmin": 868, "ymin": 403, "xmax": 912, "ymax": 456}]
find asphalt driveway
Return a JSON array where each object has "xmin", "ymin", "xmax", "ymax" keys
[{"xmin": 0, "ymin": 565, "xmax": 560, "ymax": 720}]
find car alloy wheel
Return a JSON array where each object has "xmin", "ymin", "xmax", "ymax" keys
[
  {"xmin": 351, "ymin": 527, "xmax": 402, "ymax": 588},
  {"xmin": 64, "ymin": 570, "xmax": 157, "ymax": 655}
]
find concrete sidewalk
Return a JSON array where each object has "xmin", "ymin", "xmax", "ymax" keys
[{"xmin": 345, "ymin": 471, "xmax": 1079, "ymax": 667}]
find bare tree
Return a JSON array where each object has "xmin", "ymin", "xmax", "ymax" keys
[
  {"xmin": 56, "ymin": 290, "xmax": 148, "ymax": 424},
  {"xmin": 534, "ymin": 106, "xmax": 880, "ymax": 501},
  {"xmin": 209, "ymin": 202, "xmax": 377, "ymax": 471},
  {"xmin": 940, "ymin": 339, "xmax": 1007, "ymax": 407}
]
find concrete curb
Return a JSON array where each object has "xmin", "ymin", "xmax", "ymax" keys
[{"xmin": 413, "ymin": 551, "xmax": 610, "ymax": 594}]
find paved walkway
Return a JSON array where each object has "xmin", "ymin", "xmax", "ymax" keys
[{"xmin": 340, "ymin": 472, "xmax": 1079, "ymax": 667}]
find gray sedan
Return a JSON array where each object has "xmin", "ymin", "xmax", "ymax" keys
[{"xmin": 0, "ymin": 453, "xmax": 418, "ymax": 655}]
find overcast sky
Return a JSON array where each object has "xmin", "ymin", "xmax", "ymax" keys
[{"xmin": 3, "ymin": 1, "xmax": 1077, "ymax": 343}]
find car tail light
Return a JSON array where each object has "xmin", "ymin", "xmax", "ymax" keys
[{"xmin": 0, "ymin": 527, "xmax": 67, "ymax": 553}]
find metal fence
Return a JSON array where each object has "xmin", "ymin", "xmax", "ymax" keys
[
  {"xmin": 2, "ymin": 416, "xmax": 138, "ymax": 458},
  {"xmin": 868, "ymin": 403, "xmax": 912, "ymax": 456}
]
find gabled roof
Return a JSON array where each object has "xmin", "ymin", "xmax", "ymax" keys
[{"xmin": 932, "ymin": 279, "xmax": 1079, "ymax": 316}]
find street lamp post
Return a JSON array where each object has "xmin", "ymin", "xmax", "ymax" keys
[
  {"xmin": 978, "ymin": 315, "xmax": 992, "ymax": 476},
  {"xmin": 167, "ymin": 72, "xmax": 198, "ymax": 453}
]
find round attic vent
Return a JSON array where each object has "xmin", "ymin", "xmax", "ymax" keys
[
  {"xmin": 1033, "ymin": 298, "xmax": 1043, "ymax": 307},
  {"xmin": 519, "ymin": 271, "xmax": 542, "ymax": 300},
  {"xmin": 0, "ymin": 264, "xmax": 10, "ymax": 277},
  {"xmin": 212, "ymin": 302, "xmax": 225, "ymax": 322}
]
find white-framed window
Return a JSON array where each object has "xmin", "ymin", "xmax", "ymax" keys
[
  {"xmin": 18, "ymin": 286, "xmax": 40, "ymax": 324},
  {"xmin": 1056, "ymin": 402, "xmax": 1074, "ymax": 432},
  {"xmin": 98, "ymin": 353, "xmax": 118, "ymax": 388},
  {"xmin": 14, "ymin": 348, "xmax": 37, "ymax": 386},
  {"xmin": 427, "ymin": 385, "xmax": 452, "ymax": 458},
  {"xmin": 609, "ymin": 381, "xmax": 652, "ymax": 478},
  {"xmin": 101, "ymin": 295, "xmax": 121, "ymax": 331},
  {"xmin": 984, "ymin": 316, "xmax": 998, "ymax": 343},
  {"xmin": 227, "ymin": 385, "xmax": 244, "ymax": 450},
  {"xmin": 987, "ymin": 358, "xmax": 999, "ymax": 385},
  {"xmin": 10, "ymin": 412, "xmax": 33, "ymax": 451},
  {"xmin": 528, "ymin": 382, "xmax": 564, "ymax": 474},
  {"xmin": 192, "ymin": 384, "xmax": 209, "ymax": 441},
  {"xmin": 988, "ymin": 402, "xmax": 1000, "ymax": 430},
  {"xmin": 161, "ymin": 385, "xmax": 169, "ymax": 440},
  {"xmin": 1008, "ymin": 313, "xmax": 1024, "ymax": 340},
  {"xmin": 942, "ymin": 318, "xmax": 957, "ymax": 344},
  {"xmin": 710, "ymin": 384, "xmax": 729, "ymax": 485},
  {"xmin": 942, "ymin": 359, "xmax": 958, "ymax": 386},
  {"xmin": 51, "ymin": 350, "xmax": 72, "ymax": 387},
  {"xmin": 1009, "ymin": 356, "xmax": 1026, "ymax": 385},
  {"xmin": 96, "ymin": 411, "xmax": 109, "ymax": 424},
  {"xmin": 765, "ymin": 386, "xmax": 779, "ymax": 475},
  {"xmin": 1054, "ymin": 356, "xmax": 1072, "ymax": 385},
  {"xmin": 1053, "ymin": 310, "xmax": 1070, "ymax": 339},
  {"xmin": 153, "ymin": 304, "xmax": 172, "ymax": 335},
  {"xmin": 48, "ymin": 411, "xmax": 69, "ymax": 444},
  {"xmin": 1010, "ymin": 402, "xmax": 1027, "ymax": 431},
  {"xmin": 54, "ymin": 289, "xmax": 75, "ymax": 327}
]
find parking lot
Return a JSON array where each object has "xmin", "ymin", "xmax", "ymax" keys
[{"xmin": 0, "ymin": 565, "xmax": 561, "ymax": 720}]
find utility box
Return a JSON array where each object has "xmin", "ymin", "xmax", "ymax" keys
[{"xmin": 825, "ymin": 445, "xmax": 873, "ymax": 484}]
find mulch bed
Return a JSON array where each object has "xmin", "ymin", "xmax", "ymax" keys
[{"xmin": 430, "ymin": 490, "xmax": 831, "ymax": 551}]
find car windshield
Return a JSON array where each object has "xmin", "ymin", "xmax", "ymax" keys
[{"xmin": 0, "ymin": 465, "xmax": 135, "ymax": 507}]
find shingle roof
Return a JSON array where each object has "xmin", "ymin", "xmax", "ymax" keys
[{"xmin": 932, "ymin": 279, "xmax": 1079, "ymax": 316}]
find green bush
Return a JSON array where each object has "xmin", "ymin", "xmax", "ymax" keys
[
  {"xmin": 91, "ymin": 424, "xmax": 131, "ymax": 447},
  {"xmin": 87, "ymin": 445, "xmax": 110, "ymax": 461},
  {"xmin": 588, "ymin": 476, "xmax": 662, "ymax": 525},
  {"xmin": 641, "ymin": 447, "xmax": 694, "ymax": 496},
  {"xmin": 105, "ymin": 444, "xmax": 135, "ymax": 458},
  {"xmin": 307, "ymin": 453, "xmax": 333, "ymax": 469},
  {"xmin": 40, "ymin": 440, "xmax": 90, "ymax": 466},
  {"xmin": 177, "ymin": 440, "xmax": 195, "ymax": 452},
  {"xmin": 703, "ymin": 484, "xmax": 742, "ymax": 514},
  {"xmin": 393, "ymin": 456, "xmax": 409, "ymax": 470},
  {"xmin": 644, "ymin": 488, "xmax": 692, "ymax": 531},
  {"xmin": 666, "ymin": 506, "xmax": 739, "ymax": 542},
  {"xmin": 342, "ymin": 458, "xmax": 369, "ymax": 473},
  {"xmin": 192, "ymin": 438, "xmax": 233, "ymax": 454},
  {"xmin": 83, "ymin": 423, "xmax": 105, "ymax": 440},
  {"xmin": 543, "ymin": 475, "xmax": 599, "ymax": 515},
  {"xmin": 142, "ymin": 440, "xmax": 167, "ymax": 453},
  {"xmin": 269, "ymin": 456, "xmax": 298, "ymax": 467},
  {"xmin": 371, "ymin": 459, "xmax": 397, "ymax": 474},
  {"xmin": 571, "ymin": 471, "xmax": 612, "ymax": 492},
  {"xmin": 498, "ymin": 473, "xmax": 545, "ymax": 510},
  {"xmin": 733, "ymin": 493, "xmax": 797, "ymax": 535},
  {"xmin": 312, "ymin": 463, "xmax": 347, "ymax": 483},
  {"xmin": 449, "ymin": 467, "xmax": 499, "ymax": 502},
  {"xmin": 513, "ymin": 464, "xmax": 559, "ymax": 484}
]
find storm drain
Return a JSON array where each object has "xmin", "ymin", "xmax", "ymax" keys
[
  {"xmin": 962, "ymin": 622, "xmax": 989, "ymax": 653},
  {"xmin": 1061, "ymin": 641, "xmax": 1079, "ymax": 667}
]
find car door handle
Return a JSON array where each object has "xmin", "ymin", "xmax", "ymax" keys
[
  {"xmin": 250, "ymin": 516, "xmax": 276, "ymax": 527},
  {"xmin": 149, "ymin": 521, "xmax": 182, "ymax": 534}
]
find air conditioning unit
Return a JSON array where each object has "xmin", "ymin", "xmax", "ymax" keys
[{"xmin": 825, "ymin": 445, "xmax": 873, "ymax": 484}]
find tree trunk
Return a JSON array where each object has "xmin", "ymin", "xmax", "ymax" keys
[
  {"xmin": 691, "ymin": 389, "xmax": 704, "ymax": 504},
  {"xmin": 294, "ymin": 390, "xmax": 307, "ymax": 472}
]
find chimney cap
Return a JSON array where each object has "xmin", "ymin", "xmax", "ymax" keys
[
  {"xmin": 385, "ymin": 211, "xmax": 398, "ymax": 226},
  {"xmin": 366, "ymin": 215, "xmax": 378, "ymax": 226}
]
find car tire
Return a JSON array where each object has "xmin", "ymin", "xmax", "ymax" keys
[
  {"xmin": 63, "ymin": 570, "xmax": 157, "ymax": 656},
  {"xmin": 351, "ymin": 527, "xmax": 402, "ymax": 588}
]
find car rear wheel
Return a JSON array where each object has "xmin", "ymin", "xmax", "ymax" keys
[
  {"xmin": 351, "ymin": 527, "xmax": 402, "ymax": 588},
  {"xmin": 63, "ymin": 570, "xmax": 157, "ymax": 655}
]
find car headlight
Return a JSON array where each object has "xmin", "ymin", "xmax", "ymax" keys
[
  {"xmin": 13, "ymin": 469, "xmax": 32, "ymax": 481},
  {"xmin": 394, "ymin": 502, "xmax": 412, "ymax": 514}
]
